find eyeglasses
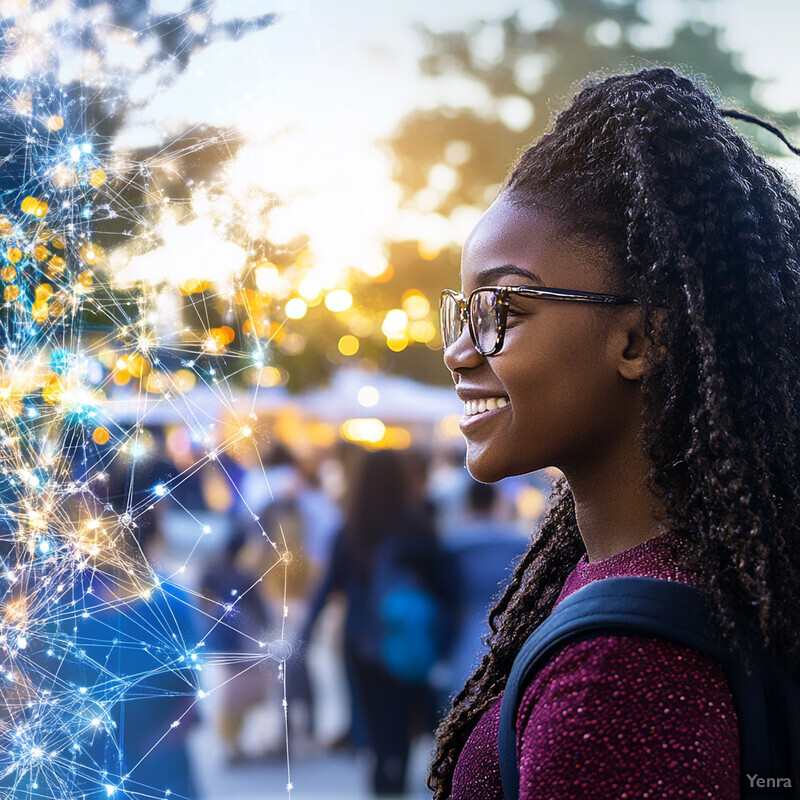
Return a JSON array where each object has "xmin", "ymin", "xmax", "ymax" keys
[{"xmin": 440, "ymin": 285, "xmax": 637, "ymax": 356}]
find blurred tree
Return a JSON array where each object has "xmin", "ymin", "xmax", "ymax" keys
[
  {"xmin": 0, "ymin": 1, "xmax": 275, "ymax": 226},
  {"xmin": 381, "ymin": 0, "xmax": 799, "ymax": 385},
  {"xmin": 0, "ymin": 2, "xmax": 275, "ymax": 372}
]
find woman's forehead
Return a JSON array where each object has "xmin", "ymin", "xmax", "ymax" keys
[
  {"xmin": 460, "ymin": 196, "xmax": 614, "ymax": 292},
  {"xmin": 462, "ymin": 200, "xmax": 558, "ymax": 280},
  {"xmin": 462, "ymin": 196, "xmax": 544, "ymax": 256}
]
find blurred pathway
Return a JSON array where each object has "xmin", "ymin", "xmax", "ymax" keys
[{"xmin": 191, "ymin": 732, "xmax": 434, "ymax": 800}]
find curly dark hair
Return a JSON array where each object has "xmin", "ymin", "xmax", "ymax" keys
[{"xmin": 428, "ymin": 66, "xmax": 800, "ymax": 799}]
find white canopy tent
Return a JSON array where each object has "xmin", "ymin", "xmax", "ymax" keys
[{"xmin": 105, "ymin": 367, "xmax": 460, "ymax": 428}]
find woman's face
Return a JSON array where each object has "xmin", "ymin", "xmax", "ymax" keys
[{"xmin": 443, "ymin": 195, "xmax": 641, "ymax": 483}]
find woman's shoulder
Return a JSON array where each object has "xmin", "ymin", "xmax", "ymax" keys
[
  {"xmin": 517, "ymin": 633, "xmax": 737, "ymax": 722},
  {"xmin": 514, "ymin": 531, "xmax": 740, "ymax": 777},
  {"xmin": 515, "ymin": 633, "xmax": 740, "ymax": 799}
]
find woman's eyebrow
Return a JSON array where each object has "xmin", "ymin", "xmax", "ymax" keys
[{"xmin": 474, "ymin": 264, "xmax": 544, "ymax": 285}]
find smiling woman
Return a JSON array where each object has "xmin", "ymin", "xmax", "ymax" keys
[{"xmin": 429, "ymin": 67, "xmax": 800, "ymax": 800}]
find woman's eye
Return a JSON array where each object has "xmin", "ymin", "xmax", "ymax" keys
[{"xmin": 506, "ymin": 303, "xmax": 528, "ymax": 317}]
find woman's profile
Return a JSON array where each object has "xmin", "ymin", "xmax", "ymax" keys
[{"xmin": 430, "ymin": 67, "xmax": 800, "ymax": 799}]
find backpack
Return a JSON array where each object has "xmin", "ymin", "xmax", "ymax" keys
[
  {"xmin": 498, "ymin": 577, "xmax": 800, "ymax": 800},
  {"xmin": 369, "ymin": 536, "xmax": 446, "ymax": 683}
]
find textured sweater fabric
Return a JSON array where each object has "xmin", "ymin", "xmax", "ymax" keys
[{"xmin": 450, "ymin": 530, "xmax": 741, "ymax": 799}]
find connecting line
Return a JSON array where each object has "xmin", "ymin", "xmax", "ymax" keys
[{"xmin": 283, "ymin": 657, "xmax": 293, "ymax": 797}]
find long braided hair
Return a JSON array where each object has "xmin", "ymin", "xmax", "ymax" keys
[{"xmin": 428, "ymin": 67, "xmax": 800, "ymax": 799}]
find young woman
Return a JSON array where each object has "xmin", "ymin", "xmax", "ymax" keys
[{"xmin": 430, "ymin": 67, "xmax": 800, "ymax": 799}]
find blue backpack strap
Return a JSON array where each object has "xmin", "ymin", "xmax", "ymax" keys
[{"xmin": 498, "ymin": 577, "xmax": 796, "ymax": 800}]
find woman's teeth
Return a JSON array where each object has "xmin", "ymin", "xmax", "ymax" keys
[{"xmin": 464, "ymin": 397, "xmax": 509, "ymax": 417}]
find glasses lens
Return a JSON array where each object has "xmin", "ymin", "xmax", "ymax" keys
[
  {"xmin": 470, "ymin": 289, "xmax": 500, "ymax": 355},
  {"xmin": 440, "ymin": 292, "xmax": 462, "ymax": 349}
]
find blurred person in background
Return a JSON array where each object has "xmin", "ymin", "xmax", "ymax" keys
[
  {"xmin": 119, "ymin": 516, "xmax": 202, "ymax": 796},
  {"xmin": 198, "ymin": 523, "xmax": 273, "ymax": 765},
  {"xmin": 428, "ymin": 447, "xmax": 471, "ymax": 536},
  {"xmin": 241, "ymin": 442, "xmax": 341, "ymax": 598},
  {"xmin": 251, "ymin": 443, "xmax": 342, "ymax": 751},
  {"xmin": 405, "ymin": 447, "xmax": 438, "ymax": 530},
  {"xmin": 301, "ymin": 448, "xmax": 455, "ymax": 797},
  {"xmin": 443, "ymin": 481, "xmax": 529, "ymax": 701},
  {"xmin": 11, "ymin": 499, "xmax": 204, "ymax": 799}
]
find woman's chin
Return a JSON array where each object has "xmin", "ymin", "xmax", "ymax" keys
[
  {"xmin": 465, "ymin": 446, "xmax": 548, "ymax": 484},
  {"xmin": 465, "ymin": 452, "xmax": 518, "ymax": 484}
]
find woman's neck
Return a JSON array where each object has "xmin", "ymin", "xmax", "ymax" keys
[{"xmin": 564, "ymin": 431, "xmax": 665, "ymax": 564}]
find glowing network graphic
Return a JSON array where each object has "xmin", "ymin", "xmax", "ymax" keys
[{"xmin": 0, "ymin": 3, "xmax": 300, "ymax": 798}]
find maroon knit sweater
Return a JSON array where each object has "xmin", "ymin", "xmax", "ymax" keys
[{"xmin": 451, "ymin": 530, "xmax": 740, "ymax": 799}]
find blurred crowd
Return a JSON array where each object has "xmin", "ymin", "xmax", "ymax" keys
[{"xmin": 103, "ymin": 429, "xmax": 553, "ymax": 798}]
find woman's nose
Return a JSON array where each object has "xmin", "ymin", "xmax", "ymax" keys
[{"xmin": 443, "ymin": 325, "xmax": 484, "ymax": 374}]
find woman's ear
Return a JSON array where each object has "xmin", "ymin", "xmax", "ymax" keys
[{"xmin": 612, "ymin": 306, "xmax": 665, "ymax": 382}]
